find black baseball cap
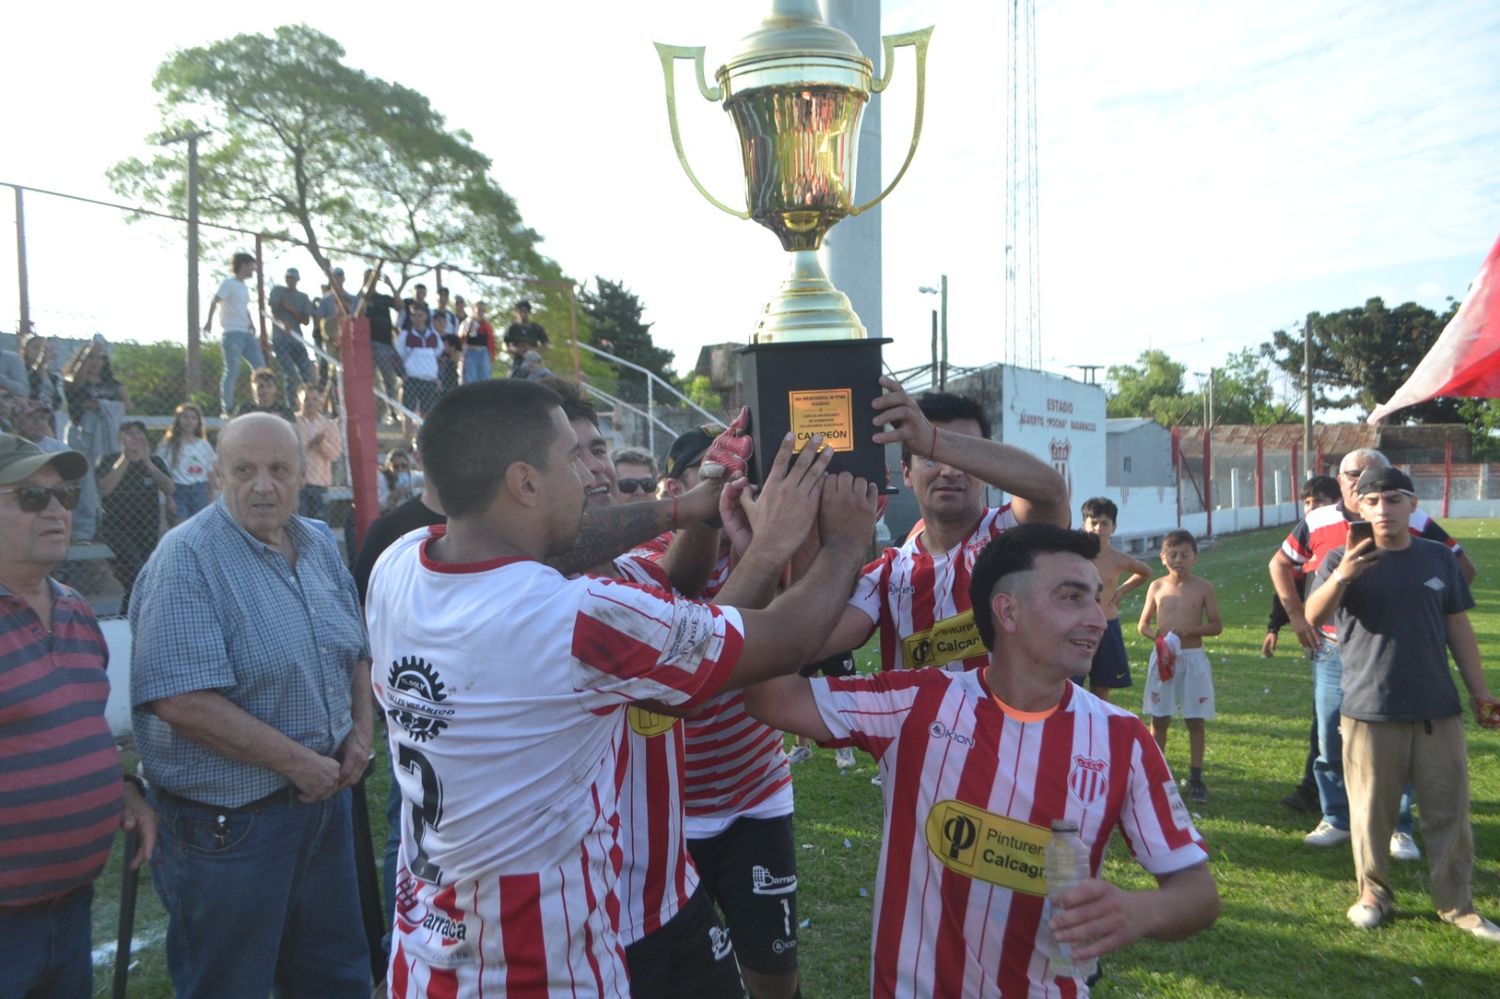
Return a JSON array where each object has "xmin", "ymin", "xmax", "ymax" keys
[
  {"xmin": 664, "ymin": 426, "xmax": 718, "ymax": 480},
  {"xmin": 1355, "ymin": 466, "xmax": 1416, "ymax": 496}
]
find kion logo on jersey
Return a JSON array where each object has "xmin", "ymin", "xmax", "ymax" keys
[
  {"xmin": 386, "ymin": 656, "xmax": 450, "ymax": 742},
  {"xmin": 1068, "ymin": 754, "xmax": 1109, "ymax": 807}
]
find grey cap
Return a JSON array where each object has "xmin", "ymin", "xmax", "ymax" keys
[
  {"xmin": 0, "ymin": 433, "xmax": 88, "ymax": 485},
  {"xmin": 285, "ymin": 267, "xmax": 300, "ymax": 279}
]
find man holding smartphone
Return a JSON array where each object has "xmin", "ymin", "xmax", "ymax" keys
[{"xmin": 1306, "ymin": 466, "xmax": 1500, "ymax": 939}]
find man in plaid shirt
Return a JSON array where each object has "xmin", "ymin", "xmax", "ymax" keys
[{"xmin": 130, "ymin": 413, "xmax": 373, "ymax": 998}]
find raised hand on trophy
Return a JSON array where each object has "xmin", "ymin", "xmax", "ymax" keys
[
  {"xmin": 699, "ymin": 406, "xmax": 755, "ymax": 480},
  {"xmin": 870, "ymin": 376, "xmax": 937, "ymax": 457}
]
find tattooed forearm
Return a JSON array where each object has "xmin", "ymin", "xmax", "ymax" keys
[{"xmin": 547, "ymin": 501, "xmax": 671, "ymax": 576}]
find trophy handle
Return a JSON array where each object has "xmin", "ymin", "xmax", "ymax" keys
[
  {"xmin": 653, "ymin": 43, "xmax": 751, "ymax": 220},
  {"xmin": 848, "ymin": 27, "xmax": 934, "ymax": 218}
]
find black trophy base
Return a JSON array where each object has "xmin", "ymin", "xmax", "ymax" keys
[{"xmin": 735, "ymin": 338, "xmax": 893, "ymax": 492}]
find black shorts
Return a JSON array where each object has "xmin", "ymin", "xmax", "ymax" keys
[
  {"xmin": 625, "ymin": 887, "xmax": 742, "ymax": 998},
  {"xmin": 798, "ymin": 651, "xmax": 856, "ymax": 680},
  {"xmin": 1088, "ymin": 618, "xmax": 1133, "ymax": 689},
  {"xmin": 687, "ymin": 814, "xmax": 798, "ymax": 975},
  {"xmin": 402, "ymin": 377, "xmax": 439, "ymax": 415}
]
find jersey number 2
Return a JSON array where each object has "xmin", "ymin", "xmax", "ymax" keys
[{"xmin": 397, "ymin": 743, "xmax": 446, "ymax": 884}]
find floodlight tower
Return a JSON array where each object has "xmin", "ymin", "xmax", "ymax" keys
[{"xmin": 1005, "ymin": 0, "xmax": 1041, "ymax": 367}]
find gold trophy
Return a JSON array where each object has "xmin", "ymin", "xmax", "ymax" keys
[{"xmin": 656, "ymin": 0, "xmax": 931, "ymax": 486}]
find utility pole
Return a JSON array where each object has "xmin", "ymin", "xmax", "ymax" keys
[
  {"xmin": 919, "ymin": 274, "xmax": 949, "ymax": 389},
  {"xmin": 163, "ymin": 129, "xmax": 210, "ymax": 395},
  {"xmin": 13, "ymin": 187, "xmax": 29, "ymax": 337},
  {"xmin": 929, "ymin": 309, "xmax": 938, "ymax": 387},
  {"xmin": 1303, "ymin": 312, "xmax": 1314, "ymax": 476}
]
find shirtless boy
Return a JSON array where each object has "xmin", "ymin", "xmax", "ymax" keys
[
  {"xmin": 1139, "ymin": 529, "xmax": 1223, "ymax": 803},
  {"xmin": 1080, "ymin": 497, "xmax": 1153, "ymax": 701}
]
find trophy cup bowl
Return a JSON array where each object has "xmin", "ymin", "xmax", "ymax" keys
[{"xmin": 656, "ymin": 0, "xmax": 932, "ymax": 485}]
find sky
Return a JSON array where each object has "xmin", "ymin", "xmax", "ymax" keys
[{"xmin": 2, "ymin": 0, "xmax": 1498, "ymax": 407}]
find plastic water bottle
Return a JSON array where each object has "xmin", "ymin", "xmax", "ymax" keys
[{"xmin": 1044, "ymin": 819, "xmax": 1098, "ymax": 980}]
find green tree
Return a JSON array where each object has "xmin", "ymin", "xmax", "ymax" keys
[
  {"xmin": 108, "ymin": 26, "xmax": 555, "ymax": 293},
  {"xmin": 1210, "ymin": 348, "xmax": 1293, "ymax": 425},
  {"xmin": 1106, "ymin": 350, "xmax": 1199, "ymax": 426},
  {"xmin": 577, "ymin": 277, "xmax": 674, "ymax": 399},
  {"xmin": 112, "ymin": 340, "xmax": 225, "ymax": 417},
  {"xmin": 1262, "ymin": 297, "xmax": 1461, "ymax": 423}
]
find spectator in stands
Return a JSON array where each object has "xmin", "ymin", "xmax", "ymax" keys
[
  {"xmin": 97, "ymin": 420, "xmax": 174, "ymax": 613},
  {"xmin": 364, "ymin": 271, "xmax": 405, "ymax": 424},
  {"xmin": 268, "ymin": 267, "xmax": 316, "ymax": 395},
  {"xmin": 129, "ymin": 413, "xmax": 372, "ymax": 998},
  {"xmin": 377, "ymin": 447, "xmax": 414, "ymax": 513},
  {"xmin": 517, "ymin": 349, "xmax": 553, "ymax": 381},
  {"xmin": 296, "ymin": 384, "xmax": 343, "ymax": 521},
  {"xmin": 21, "ymin": 335, "xmax": 66, "ymax": 431},
  {"xmin": 399, "ymin": 283, "xmax": 431, "ymax": 331},
  {"xmin": 316, "ymin": 267, "xmax": 357, "ymax": 378},
  {"xmin": 432, "ymin": 286, "xmax": 458, "ymax": 335},
  {"xmin": 397, "ymin": 304, "xmax": 442, "ymax": 432},
  {"xmin": 157, "ymin": 403, "xmax": 217, "ymax": 524},
  {"xmin": 612, "ymin": 446, "xmax": 659, "ymax": 504},
  {"xmin": 452, "ymin": 295, "xmax": 469, "ymax": 329},
  {"xmin": 0, "ymin": 432, "xmax": 156, "ymax": 998},
  {"xmin": 237, "ymin": 368, "xmax": 295, "ymax": 421},
  {"xmin": 503, "ymin": 298, "xmax": 548, "ymax": 374},
  {"xmin": 12, "ymin": 400, "xmax": 66, "ymax": 455},
  {"xmin": 204, "ymin": 252, "xmax": 265, "ymax": 418},
  {"xmin": 63, "ymin": 340, "xmax": 128, "ymax": 543},
  {"xmin": 459, "ymin": 300, "xmax": 496, "ymax": 383},
  {"xmin": 0, "ymin": 339, "xmax": 26, "ymax": 398},
  {"xmin": 438, "ymin": 333, "xmax": 463, "ymax": 396}
]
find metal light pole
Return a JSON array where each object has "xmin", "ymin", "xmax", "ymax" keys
[
  {"xmin": 919, "ymin": 274, "xmax": 948, "ymax": 389},
  {"xmin": 162, "ymin": 130, "xmax": 210, "ymax": 395},
  {"xmin": 1303, "ymin": 312, "xmax": 1315, "ymax": 477}
]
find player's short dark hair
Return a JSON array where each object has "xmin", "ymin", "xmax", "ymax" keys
[
  {"xmin": 118, "ymin": 419, "xmax": 148, "ymax": 437},
  {"xmin": 538, "ymin": 377, "xmax": 598, "ymax": 427},
  {"xmin": 231, "ymin": 252, "xmax": 254, "ymax": 272},
  {"xmin": 1081, "ymin": 496, "xmax": 1118, "ymax": 523},
  {"xmin": 1162, "ymin": 529, "xmax": 1198, "ymax": 553},
  {"xmin": 1302, "ymin": 475, "xmax": 1339, "ymax": 504},
  {"xmin": 418, "ymin": 379, "xmax": 563, "ymax": 519},
  {"xmin": 901, "ymin": 392, "xmax": 991, "ymax": 466},
  {"xmin": 969, "ymin": 525, "xmax": 1101, "ymax": 651}
]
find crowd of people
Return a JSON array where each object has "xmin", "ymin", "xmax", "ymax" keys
[{"xmin": 4, "ymin": 266, "xmax": 1499, "ymax": 997}]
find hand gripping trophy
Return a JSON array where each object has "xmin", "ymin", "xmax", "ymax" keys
[{"xmin": 656, "ymin": 0, "xmax": 932, "ymax": 487}]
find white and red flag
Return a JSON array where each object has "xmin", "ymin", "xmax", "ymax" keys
[{"xmin": 1369, "ymin": 234, "xmax": 1500, "ymax": 424}]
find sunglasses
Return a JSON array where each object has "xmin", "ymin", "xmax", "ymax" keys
[
  {"xmin": 616, "ymin": 477, "xmax": 658, "ymax": 495},
  {"xmin": 0, "ymin": 483, "xmax": 83, "ymax": 512}
]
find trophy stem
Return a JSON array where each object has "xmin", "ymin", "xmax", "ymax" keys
[{"xmin": 751, "ymin": 250, "xmax": 868, "ymax": 343}]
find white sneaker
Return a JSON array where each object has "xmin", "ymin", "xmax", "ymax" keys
[
  {"xmin": 785, "ymin": 745, "xmax": 812, "ymax": 764},
  {"xmin": 1346, "ymin": 901, "xmax": 1389, "ymax": 929},
  {"xmin": 1304, "ymin": 821, "xmax": 1351, "ymax": 847},
  {"xmin": 870, "ymin": 773, "xmax": 883, "ymax": 787},
  {"xmin": 835, "ymin": 747, "xmax": 856, "ymax": 771},
  {"xmin": 1443, "ymin": 912, "xmax": 1500, "ymax": 943},
  {"xmin": 1389, "ymin": 831, "xmax": 1421, "ymax": 861}
]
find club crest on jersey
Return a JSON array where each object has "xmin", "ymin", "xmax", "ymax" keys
[
  {"xmin": 1068, "ymin": 755, "xmax": 1109, "ymax": 807},
  {"xmin": 386, "ymin": 656, "xmax": 451, "ymax": 742}
]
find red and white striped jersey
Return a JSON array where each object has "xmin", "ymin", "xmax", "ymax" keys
[
  {"xmin": 609, "ymin": 553, "xmax": 700, "ymax": 944},
  {"xmin": 368, "ymin": 527, "xmax": 744, "ymax": 996},
  {"xmin": 811, "ymin": 670, "xmax": 1209, "ymax": 998},
  {"xmin": 850, "ymin": 506, "xmax": 1020, "ymax": 672},
  {"xmin": 1281, "ymin": 502, "xmax": 1459, "ymax": 635},
  {"xmin": 634, "ymin": 543, "xmax": 795, "ymax": 833}
]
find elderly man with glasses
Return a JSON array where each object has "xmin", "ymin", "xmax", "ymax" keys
[{"xmin": 0, "ymin": 433, "xmax": 156, "ymax": 997}]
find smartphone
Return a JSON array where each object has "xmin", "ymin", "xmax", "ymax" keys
[
  {"xmin": 1348, "ymin": 521, "xmax": 1374, "ymax": 545},
  {"xmin": 1479, "ymin": 700, "xmax": 1500, "ymax": 729}
]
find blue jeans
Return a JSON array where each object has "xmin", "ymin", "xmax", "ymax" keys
[
  {"xmin": 149, "ymin": 788, "xmax": 370, "ymax": 999},
  {"xmin": 462, "ymin": 347, "xmax": 492, "ymax": 383},
  {"xmin": 273, "ymin": 327, "xmax": 316, "ymax": 393},
  {"xmin": 1312, "ymin": 638, "xmax": 1415, "ymax": 834},
  {"xmin": 0, "ymin": 885, "xmax": 93, "ymax": 999},
  {"xmin": 172, "ymin": 481, "xmax": 212, "ymax": 521},
  {"xmin": 370, "ymin": 342, "xmax": 402, "ymax": 421},
  {"xmin": 221, "ymin": 329, "xmax": 266, "ymax": 416}
]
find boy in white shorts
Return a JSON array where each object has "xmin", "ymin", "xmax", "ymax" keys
[{"xmin": 1139, "ymin": 529, "xmax": 1223, "ymax": 804}]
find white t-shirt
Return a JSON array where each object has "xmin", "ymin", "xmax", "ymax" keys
[
  {"xmin": 214, "ymin": 276, "xmax": 254, "ymax": 334},
  {"xmin": 812, "ymin": 670, "xmax": 1208, "ymax": 998},
  {"xmin": 367, "ymin": 527, "xmax": 744, "ymax": 994},
  {"xmin": 155, "ymin": 437, "xmax": 216, "ymax": 486}
]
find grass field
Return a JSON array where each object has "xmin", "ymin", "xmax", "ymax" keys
[{"xmin": 91, "ymin": 523, "xmax": 1500, "ymax": 996}]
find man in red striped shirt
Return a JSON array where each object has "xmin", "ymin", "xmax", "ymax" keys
[
  {"xmin": 747, "ymin": 524, "xmax": 1219, "ymax": 997},
  {"xmin": 368, "ymin": 381, "xmax": 878, "ymax": 997},
  {"xmin": 0, "ymin": 433, "xmax": 156, "ymax": 997},
  {"xmin": 814, "ymin": 379, "xmax": 1072, "ymax": 676}
]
